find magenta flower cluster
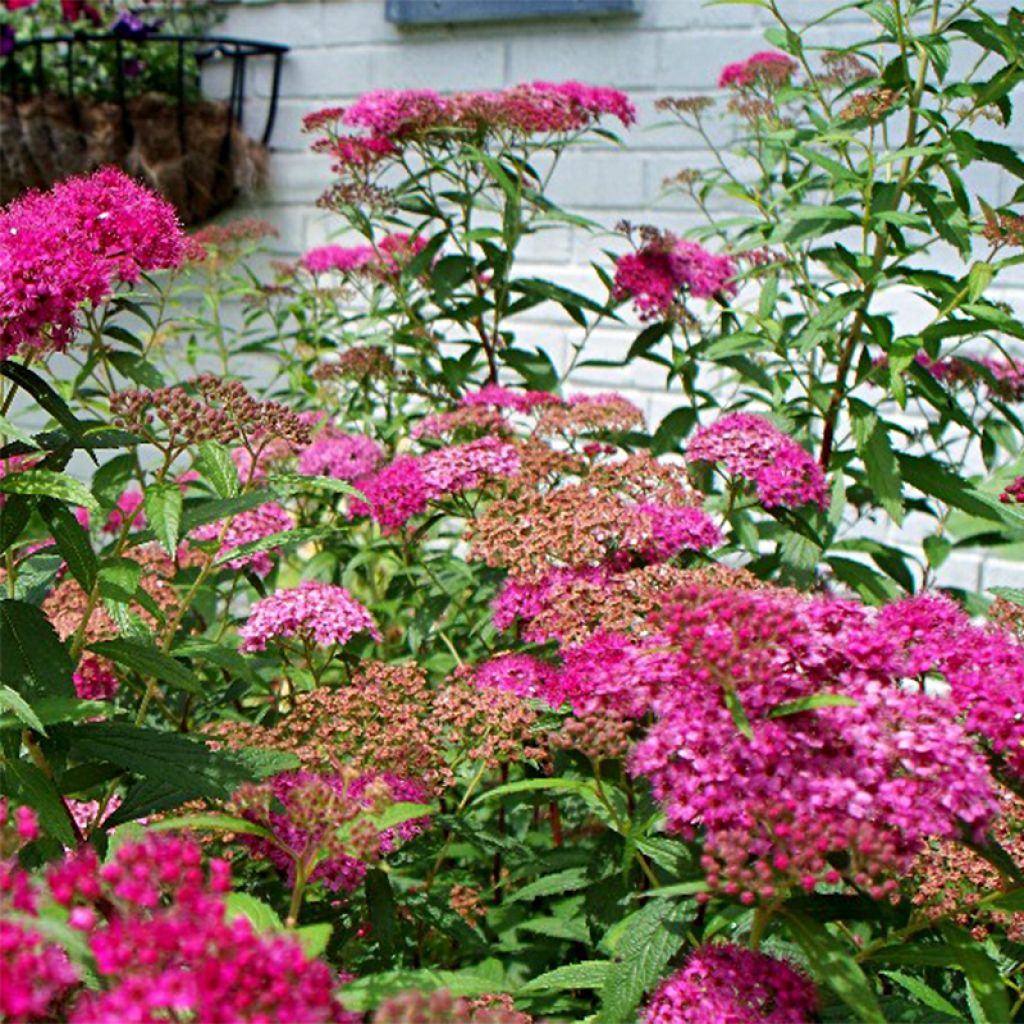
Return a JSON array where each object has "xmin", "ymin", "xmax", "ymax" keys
[
  {"xmin": 2, "ymin": 831, "xmax": 354, "ymax": 1023},
  {"xmin": 613, "ymin": 236, "xmax": 738, "ymax": 318},
  {"xmin": 685, "ymin": 412, "xmax": 829, "ymax": 510},
  {"xmin": 239, "ymin": 580, "xmax": 381, "ymax": 653},
  {"xmin": 643, "ymin": 945, "xmax": 816, "ymax": 1024},
  {"xmin": 1, "ymin": 167, "xmax": 185, "ymax": 358},
  {"xmin": 617, "ymin": 587, "xmax": 1004, "ymax": 900}
]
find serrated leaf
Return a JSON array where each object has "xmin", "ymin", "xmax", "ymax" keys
[
  {"xmin": 195, "ymin": 441, "xmax": 240, "ymax": 499},
  {"xmin": 510, "ymin": 867, "xmax": 590, "ymax": 903},
  {"xmin": 599, "ymin": 899, "xmax": 689, "ymax": 1024},
  {"xmin": 0, "ymin": 469, "xmax": 98, "ymax": 510},
  {"xmin": 520, "ymin": 960, "xmax": 611, "ymax": 993},
  {"xmin": 87, "ymin": 639, "xmax": 199, "ymax": 693},
  {"xmin": 0, "ymin": 599, "xmax": 76, "ymax": 699},
  {"xmin": 296, "ymin": 923, "xmax": 333, "ymax": 958},
  {"xmin": 784, "ymin": 911, "xmax": 884, "ymax": 1022},
  {"xmin": 989, "ymin": 586, "xmax": 1024, "ymax": 606},
  {"xmin": 6, "ymin": 759, "xmax": 76, "ymax": 846},
  {"xmin": 38, "ymin": 499, "xmax": 97, "ymax": 591},
  {"xmin": 0, "ymin": 696, "xmax": 107, "ymax": 731},
  {"xmin": 879, "ymin": 971, "xmax": 961, "ymax": 1018},
  {"xmin": 0, "ymin": 684, "xmax": 47, "ymax": 734},
  {"xmin": 69, "ymin": 723, "xmax": 252, "ymax": 800},
  {"xmin": 143, "ymin": 482, "xmax": 183, "ymax": 555}
]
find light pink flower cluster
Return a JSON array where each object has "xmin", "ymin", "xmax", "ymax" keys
[
  {"xmin": 718, "ymin": 51, "xmax": 798, "ymax": 89},
  {"xmin": 627, "ymin": 587, "xmax": 1001, "ymax": 900},
  {"xmin": 473, "ymin": 652, "xmax": 567, "ymax": 709},
  {"xmin": 191, "ymin": 501, "xmax": 295, "ymax": 576},
  {"xmin": 351, "ymin": 438, "xmax": 520, "ymax": 532},
  {"xmin": 914, "ymin": 351, "xmax": 1024, "ymax": 401},
  {"xmin": 686, "ymin": 413, "xmax": 828, "ymax": 510},
  {"xmin": 613, "ymin": 235, "xmax": 737, "ymax": 318},
  {"xmin": 1, "ymin": 167, "xmax": 185, "ymax": 359},
  {"xmin": 298, "ymin": 429, "xmax": 383, "ymax": 481},
  {"xmin": 27, "ymin": 833, "xmax": 355, "ymax": 1024},
  {"xmin": 302, "ymin": 232, "xmax": 428, "ymax": 278},
  {"xmin": 461, "ymin": 384, "xmax": 560, "ymax": 413},
  {"xmin": 236, "ymin": 770, "xmax": 430, "ymax": 893},
  {"xmin": 644, "ymin": 945, "xmax": 816, "ymax": 1024},
  {"xmin": 239, "ymin": 580, "xmax": 380, "ymax": 653}
]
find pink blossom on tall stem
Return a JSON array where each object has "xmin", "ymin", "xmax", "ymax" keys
[
  {"xmin": 1, "ymin": 168, "xmax": 185, "ymax": 359},
  {"xmin": 613, "ymin": 233, "xmax": 737, "ymax": 318},
  {"xmin": 644, "ymin": 945, "xmax": 816, "ymax": 1024},
  {"xmin": 686, "ymin": 412, "xmax": 828, "ymax": 510},
  {"xmin": 191, "ymin": 502, "xmax": 295, "ymax": 577},
  {"xmin": 239, "ymin": 580, "xmax": 380, "ymax": 653},
  {"xmin": 719, "ymin": 52, "xmax": 798, "ymax": 89}
]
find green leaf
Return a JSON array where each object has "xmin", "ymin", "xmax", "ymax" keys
[
  {"xmin": 38, "ymin": 499, "xmax": 98, "ymax": 591},
  {"xmin": 195, "ymin": 441, "xmax": 240, "ymax": 499},
  {"xmin": 966, "ymin": 262, "xmax": 994, "ymax": 302},
  {"xmin": 520, "ymin": 960, "xmax": 611, "ymax": 993},
  {"xmin": 0, "ymin": 684, "xmax": 47, "ymax": 734},
  {"xmin": 898, "ymin": 454, "xmax": 1004, "ymax": 522},
  {"xmin": 0, "ymin": 360, "xmax": 83, "ymax": 435},
  {"xmin": 989, "ymin": 586, "xmax": 1024, "ymax": 606},
  {"xmin": 143, "ymin": 482, "xmax": 183, "ymax": 555},
  {"xmin": 0, "ymin": 697, "xmax": 108, "ymax": 732},
  {"xmin": 599, "ymin": 899, "xmax": 689, "ymax": 1024},
  {"xmin": 147, "ymin": 812, "xmax": 277, "ymax": 841},
  {"xmin": 5, "ymin": 759, "xmax": 76, "ymax": 846},
  {"xmin": 87, "ymin": 639, "xmax": 201, "ymax": 694},
  {"xmin": 97, "ymin": 557, "xmax": 142, "ymax": 605},
  {"xmin": 69, "ymin": 723, "xmax": 252, "ymax": 799},
  {"xmin": 723, "ymin": 688, "xmax": 754, "ymax": 740},
  {"xmin": 784, "ymin": 911, "xmax": 883, "ymax": 1022},
  {"xmin": 296, "ymin": 923, "xmax": 333, "ymax": 958},
  {"xmin": 365, "ymin": 868, "xmax": 400, "ymax": 962},
  {"xmin": 180, "ymin": 491, "xmax": 275, "ymax": 534},
  {"xmin": 509, "ymin": 867, "xmax": 590, "ymax": 903},
  {"xmin": 853, "ymin": 414, "xmax": 903, "ymax": 524},
  {"xmin": 767, "ymin": 693, "xmax": 860, "ymax": 718},
  {"xmin": 0, "ymin": 600, "xmax": 75, "ymax": 699},
  {"xmin": 937, "ymin": 922, "xmax": 1010, "ymax": 1024},
  {"xmin": 370, "ymin": 801, "xmax": 436, "ymax": 832},
  {"xmin": 0, "ymin": 469, "xmax": 98, "ymax": 510},
  {"xmin": 879, "ymin": 971, "xmax": 961, "ymax": 1019},
  {"xmin": 224, "ymin": 892, "xmax": 285, "ymax": 933}
]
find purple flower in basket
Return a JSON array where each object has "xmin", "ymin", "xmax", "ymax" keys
[{"xmin": 111, "ymin": 10, "xmax": 159, "ymax": 41}]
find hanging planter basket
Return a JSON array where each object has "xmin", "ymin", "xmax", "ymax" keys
[{"xmin": 1, "ymin": 34, "xmax": 288, "ymax": 224}]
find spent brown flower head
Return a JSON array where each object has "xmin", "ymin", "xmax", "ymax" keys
[
  {"xmin": 655, "ymin": 96, "xmax": 715, "ymax": 118},
  {"xmin": 819, "ymin": 51, "xmax": 874, "ymax": 87},
  {"xmin": 371, "ymin": 990, "xmax": 533, "ymax": 1024},
  {"xmin": 910, "ymin": 787, "xmax": 1024, "ymax": 942},
  {"xmin": 314, "ymin": 346, "xmax": 398, "ymax": 385},
  {"xmin": 839, "ymin": 88, "xmax": 899, "ymax": 123},
  {"xmin": 208, "ymin": 661, "xmax": 546, "ymax": 793}
]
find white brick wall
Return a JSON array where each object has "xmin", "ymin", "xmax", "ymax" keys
[{"xmin": 214, "ymin": 0, "xmax": 1022, "ymax": 591}]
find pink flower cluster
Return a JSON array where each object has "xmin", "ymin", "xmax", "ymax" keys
[
  {"xmin": 19, "ymin": 833, "xmax": 355, "ymax": 1024},
  {"xmin": 298, "ymin": 429, "xmax": 383, "ymax": 481},
  {"xmin": 72, "ymin": 653, "xmax": 119, "ymax": 700},
  {"xmin": 351, "ymin": 437, "xmax": 521, "ymax": 532},
  {"xmin": 613, "ymin": 236, "xmax": 737, "ymax": 318},
  {"xmin": 239, "ymin": 580, "xmax": 380, "ymax": 653},
  {"xmin": 461, "ymin": 384, "xmax": 560, "ymax": 413},
  {"xmin": 627, "ymin": 502, "xmax": 723, "ymax": 561},
  {"xmin": 302, "ymin": 232, "xmax": 428, "ymax": 278},
  {"xmin": 718, "ymin": 52, "xmax": 799, "ymax": 89},
  {"xmin": 914, "ymin": 351, "xmax": 1024, "ymax": 401},
  {"xmin": 191, "ymin": 501, "xmax": 295, "ymax": 577},
  {"xmin": 237, "ymin": 770, "xmax": 429, "ymax": 893},
  {"xmin": 1, "ymin": 167, "xmax": 185, "ymax": 359},
  {"xmin": 686, "ymin": 413, "xmax": 829, "ymax": 510},
  {"xmin": 306, "ymin": 82, "xmax": 634, "ymax": 174},
  {"xmin": 473, "ymin": 652, "xmax": 566, "ymax": 709},
  {"xmin": 625, "ymin": 587, "xmax": 1003, "ymax": 900},
  {"xmin": 644, "ymin": 945, "xmax": 816, "ymax": 1024}
]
